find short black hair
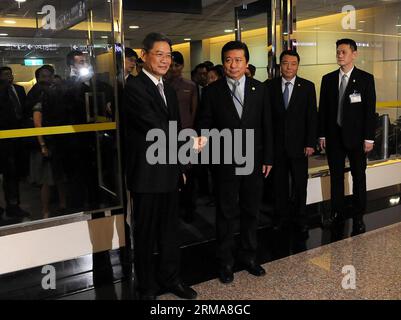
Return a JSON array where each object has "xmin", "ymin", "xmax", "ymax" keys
[
  {"xmin": 209, "ymin": 65, "xmax": 224, "ymax": 79},
  {"xmin": 194, "ymin": 63, "xmax": 208, "ymax": 72},
  {"xmin": 0, "ymin": 66, "xmax": 12, "ymax": 75},
  {"xmin": 172, "ymin": 51, "xmax": 184, "ymax": 65},
  {"xmin": 247, "ymin": 64, "xmax": 256, "ymax": 76},
  {"xmin": 221, "ymin": 41, "xmax": 250, "ymax": 64},
  {"xmin": 66, "ymin": 50, "xmax": 84, "ymax": 67},
  {"xmin": 280, "ymin": 50, "xmax": 300, "ymax": 63},
  {"xmin": 336, "ymin": 38, "xmax": 357, "ymax": 51},
  {"xmin": 35, "ymin": 65, "xmax": 55, "ymax": 80},
  {"xmin": 125, "ymin": 47, "xmax": 138, "ymax": 59},
  {"xmin": 142, "ymin": 32, "xmax": 172, "ymax": 52},
  {"xmin": 203, "ymin": 60, "xmax": 214, "ymax": 69}
]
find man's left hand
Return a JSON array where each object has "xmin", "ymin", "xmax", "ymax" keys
[
  {"xmin": 364, "ymin": 141, "xmax": 374, "ymax": 153},
  {"xmin": 263, "ymin": 165, "xmax": 272, "ymax": 178},
  {"xmin": 304, "ymin": 147, "xmax": 315, "ymax": 157}
]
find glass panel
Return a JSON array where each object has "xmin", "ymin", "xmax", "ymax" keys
[
  {"xmin": 0, "ymin": 0, "xmax": 122, "ymax": 228},
  {"xmin": 295, "ymin": 0, "xmax": 401, "ymax": 166}
]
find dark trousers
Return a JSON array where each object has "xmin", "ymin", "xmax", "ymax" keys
[
  {"xmin": 1, "ymin": 139, "xmax": 21, "ymax": 207},
  {"xmin": 181, "ymin": 167, "xmax": 196, "ymax": 215},
  {"xmin": 215, "ymin": 172, "xmax": 263, "ymax": 267},
  {"xmin": 326, "ymin": 130, "xmax": 367, "ymax": 218},
  {"xmin": 273, "ymin": 152, "xmax": 308, "ymax": 224},
  {"xmin": 132, "ymin": 191, "xmax": 180, "ymax": 295}
]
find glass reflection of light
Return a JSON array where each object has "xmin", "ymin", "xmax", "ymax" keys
[{"xmin": 389, "ymin": 197, "xmax": 400, "ymax": 206}]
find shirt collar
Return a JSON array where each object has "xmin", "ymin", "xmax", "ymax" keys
[
  {"xmin": 339, "ymin": 66, "xmax": 354, "ymax": 78},
  {"xmin": 226, "ymin": 74, "xmax": 246, "ymax": 87},
  {"xmin": 142, "ymin": 68, "xmax": 163, "ymax": 87},
  {"xmin": 282, "ymin": 76, "xmax": 296, "ymax": 86}
]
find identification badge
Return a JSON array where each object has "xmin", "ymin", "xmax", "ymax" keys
[{"xmin": 349, "ymin": 92, "xmax": 362, "ymax": 103}]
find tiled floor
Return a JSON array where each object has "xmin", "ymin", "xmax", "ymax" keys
[{"xmin": 159, "ymin": 221, "xmax": 401, "ymax": 300}]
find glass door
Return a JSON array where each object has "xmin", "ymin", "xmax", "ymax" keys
[{"xmin": 0, "ymin": 0, "xmax": 123, "ymax": 229}]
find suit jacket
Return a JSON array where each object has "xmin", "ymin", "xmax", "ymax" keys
[
  {"xmin": 267, "ymin": 76, "xmax": 317, "ymax": 158},
  {"xmin": 196, "ymin": 76, "xmax": 273, "ymax": 178},
  {"xmin": 0, "ymin": 84, "xmax": 27, "ymax": 130},
  {"xmin": 124, "ymin": 71, "xmax": 182, "ymax": 193},
  {"xmin": 318, "ymin": 67, "xmax": 376, "ymax": 149}
]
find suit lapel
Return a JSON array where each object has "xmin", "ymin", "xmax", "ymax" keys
[
  {"xmin": 139, "ymin": 72, "xmax": 169, "ymax": 116},
  {"xmin": 344, "ymin": 67, "xmax": 358, "ymax": 100},
  {"xmin": 275, "ymin": 78, "xmax": 285, "ymax": 111},
  {"xmin": 222, "ymin": 78, "xmax": 241, "ymax": 122},
  {"xmin": 286, "ymin": 77, "xmax": 300, "ymax": 112},
  {"xmin": 241, "ymin": 77, "xmax": 253, "ymax": 121}
]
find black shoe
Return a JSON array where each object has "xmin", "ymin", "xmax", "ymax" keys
[
  {"xmin": 322, "ymin": 212, "xmax": 341, "ymax": 228},
  {"xmin": 244, "ymin": 261, "xmax": 266, "ymax": 277},
  {"xmin": 138, "ymin": 293, "xmax": 157, "ymax": 300},
  {"xmin": 219, "ymin": 265, "xmax": 234, "ymax": 284},
  {"xmin": 166, "ymin": 283, "xmax": 197, "ymax": 300},
  {"xmin": 6, "ymin": 205, "xmax": 30, "ymax": 218},
  {"xmin": 351, "ymin": 217, "xmax": 366, "ymax": 236},
  {"xmin": 297, "ymin": 221, "xmax": 309, "ymax": 233}
]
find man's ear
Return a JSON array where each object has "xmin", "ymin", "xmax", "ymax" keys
[{"xmin": 141, "ymin": 49, "xmax": 146, "ymax": 62}]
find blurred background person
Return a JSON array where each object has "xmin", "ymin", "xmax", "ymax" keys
[
  {"xmin": 207, "ymin": 65, "xmax": 224, "ymax": 85},
  {"xmin": 0, "ymin": 66, "xmax": 30, "ymax": 219}
]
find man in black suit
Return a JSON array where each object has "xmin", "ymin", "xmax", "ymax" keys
[
  {"xmin": 123, "ymin": 33, "xmax": 198, "ymax": 300},
  {"xmin": 0, "ymin": 66, "xmax": 30, "ymax": 219},
  {"xmin": 319, "ymin": 39, "xmax": 376, "ymax": 236},
  {"xmin": 268, "ymin": 50, "xmax": 317, "ymax": 232},
  {"xmin": 197, "ymin": 41, "xmax": 273, "ymax": 284}
]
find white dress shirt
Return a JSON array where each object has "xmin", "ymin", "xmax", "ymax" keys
[
  {"xmin": 226, "ymin": 74, "xmax": 246, "ymax": 104},
  {"xmin": 282, "ymin": 76, "xmax": 296, "ymax": 103},
  {"xmin": 142, "ymin": 68, "xmax": 167, "ymax": 105}
]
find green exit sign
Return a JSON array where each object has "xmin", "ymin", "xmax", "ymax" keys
[{"xmin": 24, "ymin": 59, "xmax": 44, "ymax": 66}]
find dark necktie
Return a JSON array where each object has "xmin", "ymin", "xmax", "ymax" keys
[
  {"xmin": 231, "ymin": 80, "xmax": 243, "ymax": 118},
  {"xmin": 337, "ymin": 74, "xmax": 347, "ymax": 126},
  {"xmin": 157, "ymin": 82, "xmax": 167, "ymax": 107},
  {"xmin": 283, "ymin": 82, "xmax": 291, "ymax": 109}
]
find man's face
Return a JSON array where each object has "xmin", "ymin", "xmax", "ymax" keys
[
  {"xmin": 0, "ymin": 69, "xmax": 13, "ymax": 85},
  {"xmin": 207, "ymin": 70, "xmax": 219, "ymax": 85},
  {"xmin": 223, "ymin": 49, "xmax": 248, "ymax": 80},
  {"xmin": 280, "ymin": 55, "xmax": 299, "ymax": 80},
  {"xmin": 37, "ymin": 69, "xmax": 54, "ymax": 86},
  {"xmin": 142, "ymin": 41, "xmax": 172, "ymax": 79},
  {"xmin": 125, "ymin": 56, "xmax": 137, "ymax": 74},
  {"xmin": 169, "ymin": 61, "xmax": 184, "ymax": 79},
  {"xmin": 336, "ymin": 44, "xmax": 357, "ymax": 69},
  {"xmin": 73, "ymin": 55, "xmax": 88, "ymax": 70},
  {"xmin": 195, "ymin": 67, "xmax": 208, "ymax": 87}
]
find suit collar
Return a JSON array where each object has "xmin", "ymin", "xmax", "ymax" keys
[{"xmin": 138, "ymin": 71, "xmax": 169, "ymax": 115}]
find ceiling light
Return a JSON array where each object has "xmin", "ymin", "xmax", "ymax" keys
[
  {"xmin": 396, "ymin": 24, "xmax": 401, "ymax": 27},
  {"xmin": 129, "ymin": 25, "xmax": 140, "ymax": 29},
  {"xmin": 357, "ymin": 29, "xmax": 363, "ymax": 32},
  {"xmin": 101, "ymin": 36, "xmax": 108, "ymax": 39},
  {"xmin": 224, "ymin": 29, "xmax": 233, "ymax": 33},
  {"xmin": 359, "ymin": 20, "xmax": 366, "ymax": 23},
  {"xmin": 184, "ymin": 38, "xmax": 191, "ymax": 41},
  {"xmin": 15, "ymin": 0, "xmax": 26, "ymax": 2},
  {"xmin": 4, "ymin": 20, "xmax": 16, "ymax": 24},
  {"xmin": 0, "ymin": 33, "xmax": 8, "ymax": 36}
]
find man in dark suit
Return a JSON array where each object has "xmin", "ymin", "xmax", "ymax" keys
[
  {"xmin": 319, "ymin": 39, "xmax": 376, "ymax": 236},
  {"xmin": 0, "ymin": 66, "xmax": 30, "ymax": 219},
  {"xmin": 197, "ymin": 41, "xmax": 273, "ymax": 284},
  {"xmin": 123, "ymin": 33, "xmax": 198, "ymax": 300},
  {"xmin": 267, "ymin": 50, "xmax": 317, "ymax": 232}
]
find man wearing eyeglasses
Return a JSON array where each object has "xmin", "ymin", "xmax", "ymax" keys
[{"xmin": 123, "ymin": 32, "xmax": 198, "ymax": 300}]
